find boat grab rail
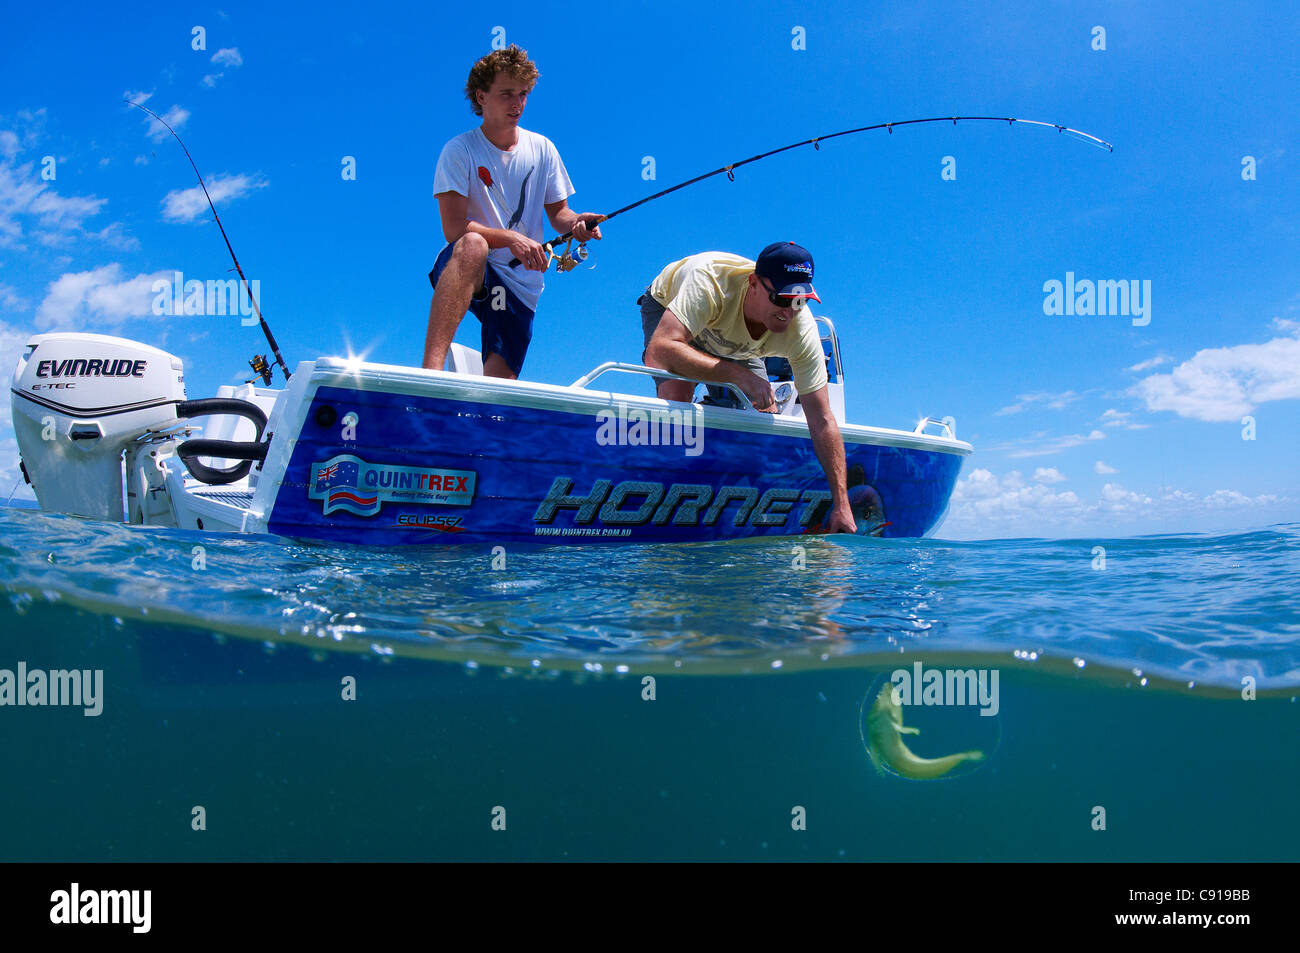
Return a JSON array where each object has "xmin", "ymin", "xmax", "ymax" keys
[
  {"xmin": 913, "ymin": 416, "xmax": 957, "ymax": 439},
  {"xmin": 815, "ymin": 315, "xmax": 843, "ymax": 385},
  {"xmin": 571, "ymin": 362, "xmax": 755, "ymax": 410}
]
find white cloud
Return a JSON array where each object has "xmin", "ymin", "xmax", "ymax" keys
[
  {"xmin": 1127, "ymin": 354, "xmax": 1171, "ymax": 372},
  {"xmin": 1098, "ymin": 407, "xmax": 1150, "ymax": 430},
  {"xmin": 1000, "ymin": 429, "xmax": 1105, "ymax": 458},
  {"xmin": 1, "ymin": 108, "xmax": 48, "ymax": 157},
  {"xmin": 0, "ymin": 283, "xmax": 29, "ymax": 312},
  {"xmin": 1094, "ymin": 460, "xmax": 1118, "ymax": 474},
  {"xmin": 123, "ymin": 89, "xmax": 153, "ymax": 107},
  {"xmin": 941, "ymin": 468, "xmax": 1292, "ymax": 538},
  {"xmin": 87, "ymin": 222, "xmax": 140, "ymax": 251},
  {"xmin": 1135, "ymin": 332, "xmax": 1300, "ymax": 422},
  {"xmin": 33, "ymin": 264, "xmax": 172, "ymax": 329},
  {"xmin": 1204, "ymin": 489, "xmax": 1281, "ymax": 507},
  {"xmin": 0, "ymin": 159, "xmax": 110, "ymax": 249},
  {"xmin": 201, "ymin": 74, "xmax": 224, "ymax": 88},
  {"xmin": 1033, "ymin": 467, "xmax": 1066, "ymax": 484},
  {"xmin": 948, "ymin": 468, "xmax": 1083, "ymax": 521},
  {"xmin": 1272, "ymin": 316, "xmax": 1300, "ymax": 333},
  {"xmin": 0, "ymin": 318, "xmax": 33, "ymax": 429},
  {"xmin": 211, "ymin": 47, "xmax": 243, "ymax": 67},
  {"xmin": 954, "ymin": 467, "xmax": 1001, "ymax": 501},
  {"xmin": 1099, "ymin": 483, "xmax": 1152, "ymax": 510},
  {"xmin": 28, "ymin": 186, "xmax": 107, "ymax": 229},
  {"xmin": 134, "ymin": 155, "xmax": 149, "ymax": 166},
  {"xmin": 995, "ymin": 390, "xmax": 1080, "ymax": 415},
  {"xmin": 144, "ymin": 105, "xmax": 190, "ymax": 143},
  {"xmin": 161, "ymin": 172, "xmax": 266, "ymax": 222}
]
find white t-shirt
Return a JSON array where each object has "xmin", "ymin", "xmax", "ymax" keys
[{"xmin": 433, "ymin": 127, "xmax": 574, "ymax": 312}]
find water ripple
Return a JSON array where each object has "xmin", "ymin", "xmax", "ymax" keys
[{"xmin": 2, "ymin": 506, "xmax": 1297, "ymax": 690}]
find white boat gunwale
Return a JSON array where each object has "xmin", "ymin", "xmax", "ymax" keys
[{"xmin": 305, "ymin": 356, "xmax": 975, "ymax": 455}]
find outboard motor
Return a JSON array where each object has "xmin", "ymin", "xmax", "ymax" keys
[{"xmin": 11, "ymin": 332, "xmax": 187, "ymax": 521}]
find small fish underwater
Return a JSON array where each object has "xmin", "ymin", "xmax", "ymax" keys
[{"xmin": 862, "ymin": 682, "xmax": 988, "ymax": 780}]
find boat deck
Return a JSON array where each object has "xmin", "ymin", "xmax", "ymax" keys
[{"xmin": 188, "ymin": 488, "xmax": 256, "ymax": 510}]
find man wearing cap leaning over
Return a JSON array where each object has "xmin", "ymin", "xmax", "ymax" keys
[{"xmin": 639, "ymin": 242, "xmax": 857, "ymax": 534}]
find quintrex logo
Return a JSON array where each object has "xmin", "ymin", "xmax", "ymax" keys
[
  {"xmin": 309, "ymin": 454, "xmax": 476, "ymax": 517},
  {"xmin": 50, "ymin": 883, "xmax": 151, "ymax": 933},
  {"xmin": 785, "ymin": 261, "xmax": 813, "ymax": 276}
]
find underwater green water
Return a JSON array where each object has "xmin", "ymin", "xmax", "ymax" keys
[{"xmin": 1, "ymin": 507, "xmax": 1297, "ymax": 860}]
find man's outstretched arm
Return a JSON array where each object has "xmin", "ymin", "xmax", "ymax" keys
[{"xmin": 800, "ymin": 385, "xmax": 856, "ymax": 534}]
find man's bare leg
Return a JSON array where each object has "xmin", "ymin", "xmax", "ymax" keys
[
  {"xmin": 655, "ymin": 379, "xmax": 695, "ymax": 402},
  {"xmin": 482, "ymin": 352, "xmax": 518, "ymax": 380},
  {"xmin": 422, "ymin": 233, "xmax": 490, "ymax": 370}
]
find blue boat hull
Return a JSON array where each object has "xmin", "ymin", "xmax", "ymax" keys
[{"xmin": 264, "ymin": 385, "xmax": 965, "ymax": 545}]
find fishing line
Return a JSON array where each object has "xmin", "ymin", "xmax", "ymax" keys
[
  {"xmin": 124, "ymin": 100, "xmax": 291, "ymax": 383},
  {"xmin": 511, "ymin": 115, "xmax": 1112, "ymax": 269}
]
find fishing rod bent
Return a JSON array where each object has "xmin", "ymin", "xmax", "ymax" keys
[
  {"xmin": 510, "ymin": 115, "xmax": 1112, "ymax": 269},
  {"xmin": 124, "ymin": 99, "xmax": 291, "ymax": 383}
]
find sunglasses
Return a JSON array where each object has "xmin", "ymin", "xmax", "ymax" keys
[{"xmin": 759, "ymin": 277, "xmax": 808, "ymax": 312}]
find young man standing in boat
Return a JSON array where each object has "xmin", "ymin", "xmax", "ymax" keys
[
  {"xmin": 422, "ymin": 45, "xmax": 605, "ymax": 378},
  {"xmin": 640, "ymin": 243, "xmax": 857, "ymax": 534}
]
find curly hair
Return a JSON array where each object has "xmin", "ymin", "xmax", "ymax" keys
[{"xmin": 465, "ymin": 45, "xmax": 540, "ymax": 116}]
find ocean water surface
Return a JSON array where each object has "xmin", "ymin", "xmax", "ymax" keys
[{"xmin": 1, "ymin": 504, "xmax": 1297, "ymax": 860}]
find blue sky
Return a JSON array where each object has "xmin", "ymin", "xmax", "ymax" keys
[{"xmin": 2, "ymin": 0, "xmax": 1296, "ymax": 538}]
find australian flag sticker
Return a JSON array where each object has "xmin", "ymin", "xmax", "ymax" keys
[
  {"xmin": 310, "ymin": 456, "xmax": 380, "ymax": 516},
  {"xmin": 309, "ymin": 453, "xmax": 477, "ymax": 517}
]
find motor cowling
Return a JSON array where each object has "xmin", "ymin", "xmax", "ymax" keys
[{"xmin": 11, "ymin": 332, "xmax": 187, "ymax": 520}]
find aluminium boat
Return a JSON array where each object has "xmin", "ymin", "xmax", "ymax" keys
[{"xmin": 9, "ymin": 317, "xmax": 970, "ymax": 544}]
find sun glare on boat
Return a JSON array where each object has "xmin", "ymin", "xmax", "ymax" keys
[
  {"xmin": 332, "ymin": 343, "xmax": 375, "ymax": 382},
  {"xmin": 327, "ymin": 330, "xmax": 381, "ymax": 377}
]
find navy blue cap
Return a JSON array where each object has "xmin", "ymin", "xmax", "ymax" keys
[{"xmin": 755, "ymin": 241, "xmax": 820, "ymax": 302}]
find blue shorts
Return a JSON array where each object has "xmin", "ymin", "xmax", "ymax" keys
[{"xmin": 429, "ymin": 243, "xmax": 535, "ymax": 374}]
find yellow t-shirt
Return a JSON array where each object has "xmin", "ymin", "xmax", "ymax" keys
[{"xmin": 649, "ymin": 252, "xmax": 828, "ymax": 394}]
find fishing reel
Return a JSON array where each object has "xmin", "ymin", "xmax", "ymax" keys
[
  {"xmin": 549, "ymin": 237, "xmax": 591, "ymax": 273},
  {"xmin": 247, "ymin": 353, "xmax": 272, "ymax": 385}
]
